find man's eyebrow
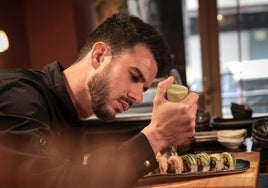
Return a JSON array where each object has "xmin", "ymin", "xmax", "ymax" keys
[{"xmin": 129, "ymin": 67, "xmax": 148, "ymax": 92}]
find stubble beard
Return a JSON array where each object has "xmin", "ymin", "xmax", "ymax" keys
[{"xmin": 89, "ymin": 63, "xmax": 116, "ymax": 121}]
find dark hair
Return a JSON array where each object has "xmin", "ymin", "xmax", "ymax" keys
[{"xmin": 77, "ymin": 12, "xmax": 171, "ymax": 76}]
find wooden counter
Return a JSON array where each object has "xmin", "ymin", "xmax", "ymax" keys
[{"xmin": 136, "ymin": 152, "xmax": 260, "ymax": 188}]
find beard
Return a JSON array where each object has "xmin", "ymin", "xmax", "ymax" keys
[
  {"xmin": 89, "ymin": 63, "xmax": 115, "ymax": 121},
  {"xmin": 89, "ymin": 61, "xmax": 134, "ymax": 121}
]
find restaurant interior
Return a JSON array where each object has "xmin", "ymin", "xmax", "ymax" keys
[{"xmin": 0, "ymin": 0, "xmax": 268, "ymax": 187}]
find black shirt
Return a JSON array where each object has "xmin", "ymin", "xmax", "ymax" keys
[{"xmin": 0, "ymin": 61, "xmax": 157, "ymax": 188}]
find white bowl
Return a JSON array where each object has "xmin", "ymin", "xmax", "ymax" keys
[
  {"xmin": 217, "ymin": 129, "xmax": 247, "ymax": 139},
  {"xmin": 218, "ymin": 136, "xmax": 245, "ymax": 149},
  {"xmin": 218, "ymin": 140, "xmax": 244, "ymax": 149},
  {"xmin": 218, "ymin": 136, "xmax": 245, "ymax": 143}
]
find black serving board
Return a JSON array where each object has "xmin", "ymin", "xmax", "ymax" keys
[{"xmin": 137, "ymin": 159, "xmax": 250, "ymax": 186}]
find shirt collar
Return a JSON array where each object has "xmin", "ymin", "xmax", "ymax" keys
[{"xmin": 42, "ymin": 61, "xmax": 80, "ymax": 125}]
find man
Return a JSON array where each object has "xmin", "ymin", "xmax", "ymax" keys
[{"xmin": 0, "ymin": 13, "xmax": 199, "ymax": 188}]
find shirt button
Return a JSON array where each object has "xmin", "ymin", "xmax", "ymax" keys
[
  {"xmin": 144, "ymin": 160, "xmax": 150, "ymax": 168},
  {"xmin": 39, "ymin": 138, "xmax": 47, "ymax": 146}
]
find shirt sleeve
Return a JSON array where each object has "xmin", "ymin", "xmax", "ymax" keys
[
  {"xmin": 82, "ymin": 133, "xmax": 158, "ymax": 188},
  {"xmin": 0, "ymin": 115, "xmax": 158, "ymax": 188}
]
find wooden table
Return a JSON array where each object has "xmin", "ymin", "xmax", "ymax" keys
[{"xmin": 136, "ymin": 152, "xmax": 260, "ymax": 188}]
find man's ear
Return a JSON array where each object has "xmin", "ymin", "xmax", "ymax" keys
[{"xmin": 91, "ymin": 42, "xmax": 108, "ymax": 69}]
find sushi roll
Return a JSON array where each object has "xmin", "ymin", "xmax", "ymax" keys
[
  {"xmin": 182, "ymin": 154, "xmax": 198, "ymax": 173},
  {"xmin": 156, "ymin": 152, "xmax": 169, "ymax": 174},
  {"xmin": 168, "ymin": 155, "xmax": 184, "ymax": 174},
  {"xmin": 221, "ymin": 152, "xmax": 237, "ymax": 170},
  {"xmin": 210, "ymin": 153, "xmax": 224, "ymax": 171},
  {"xmin": 196, "ymin": 152, "xmax": 211, "ymax": 172}
]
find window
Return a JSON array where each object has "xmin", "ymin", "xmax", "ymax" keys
[
  {"xmin": 218, "ymin": 0, "xmax": 268, "ymax": 117},
  {"xmin": 121, "ymin": 0, "xmax": 268, "ymax": 118},
  {"xmin": 184, "ymin": 0, "xmax": 268, "ymax": 118}
]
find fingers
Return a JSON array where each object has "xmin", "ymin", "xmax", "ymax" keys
[
  {"xmin": 181, "ymin": 92, "xmax": 199, "ymax": 105},
  {"xmin": 171, "ymin": 94, "xmax": 198, "ymax": 126},
  {"xmin": 155, "ymin": 77, "xmax": 199, "ymax": 106},
  {"xmin": 155, "ymin": 76, "xmax": 174, "ymax": 101},
  {"xmin": 174, "ymin": 129, "xmax": 195, "ymax": 146},
  {"xmin": 172, "ymin": 118, "xmax": 195, "ymax": 136}
]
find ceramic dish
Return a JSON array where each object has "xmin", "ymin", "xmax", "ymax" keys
[
  {"xmin": 137, "ymin": 159, "xmax": 250, "ymax": 186},
  {"xmin": 217, "ymin": 129, "xmax": 247, "ymax": 139},
  {"xmin": 194, "ymin": 131, "xmax": 218, "ymax": 142},
  {"xmin": 217, "ymin": 139, "xmax": 245, "ymax": 149},
  {"xmin": 252, "ymin": 117, "xmax": 268, "ymax": 139}
]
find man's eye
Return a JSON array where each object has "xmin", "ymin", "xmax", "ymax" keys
[{"xmin": 130, "ymin": 73, "xmax": 139, "ymax": 83}]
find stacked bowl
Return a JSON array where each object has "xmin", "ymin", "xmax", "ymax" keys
[
  {"xmin": 217, "ymin": 129, "xmax": 247, "ymax": 150},
  {"xmin": 252, "ymin": 118, "xmax": 268, "ymax": 148},
  {"xmin": 231, "ymin": 103, "xmax": 253, "ymax": 120}
]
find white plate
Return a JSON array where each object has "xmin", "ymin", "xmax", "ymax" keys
[
  {"xmin": 194, "ymin": 131, "xmax": 218, "ymax": 142},
  {"xmin": 217, "ymin": 129, "xmax": 247, "ymax": 139}
]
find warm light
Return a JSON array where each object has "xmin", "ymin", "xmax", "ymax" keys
[
  {"xmin": 217, "ymin": 14, "xmax": 223, "ymax": 21},
  {"xmin": 0, "ymin": 30, "xmax": 9, "ymax": 52}
]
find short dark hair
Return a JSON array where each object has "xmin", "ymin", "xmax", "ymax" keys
[{"xmin": 77, "ymin": 12, "xmax": 171, "ymax": 77}]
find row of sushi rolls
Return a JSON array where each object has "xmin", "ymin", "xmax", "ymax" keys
[{"xmin": 154, "ymin": 151, "xmax": 237, "ymax": 174}]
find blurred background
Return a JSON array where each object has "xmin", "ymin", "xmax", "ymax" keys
[{"xmin": 1, "ymin": 0, "xmax": 268, "ymax": 118}]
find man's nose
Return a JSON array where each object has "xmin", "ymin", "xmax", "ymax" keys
[{"xmin": 128, "ymin": 83, "xmax": 143, "ymax": 104}]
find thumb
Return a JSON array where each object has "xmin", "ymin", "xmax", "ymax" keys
[{"xmin": 156, "ymin": 76, "xmax": 175, "ymax": 100}]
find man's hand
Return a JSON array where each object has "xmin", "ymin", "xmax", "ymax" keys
[{"xmin": 141, "ymin": 76, "xmax": 199, "ymax": 154}]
